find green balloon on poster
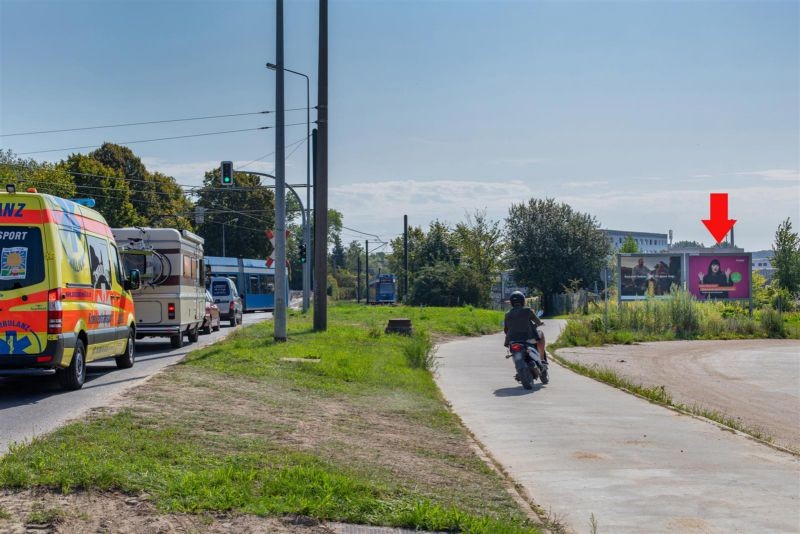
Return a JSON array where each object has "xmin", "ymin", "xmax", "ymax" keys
[{"xmin": 730, "ymin": 272, "xmax": 742, "ymax": 283}]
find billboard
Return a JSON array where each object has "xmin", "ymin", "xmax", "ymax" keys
[
  {"xmin": 687, "ymin": 254, "xmax": 751, "ymax": 301},
  {"xmin": 619, "ymin": 254, "xmax": 683, "ymax": 301}
]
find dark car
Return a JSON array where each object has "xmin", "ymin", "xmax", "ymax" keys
[{"xmin": 201, "ymin": 290, "xmax": 221, "ymax": 334}]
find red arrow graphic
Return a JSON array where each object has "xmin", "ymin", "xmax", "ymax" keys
[{"xmin": 702, "ymin": 193, "xmax": 736, "ymax": 244}]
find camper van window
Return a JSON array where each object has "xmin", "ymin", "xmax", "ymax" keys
[
  {"xmin": 0, "ymin": 227, "xmax": 45, "ymax": 290},
  {"xmin": 183, "ymin": 255, "xmax": 192, "ymax": 280},
  {"xmin": 87, "ymin": 236, "xmax": 112, "ymax": 290},
  {"xmin": 110, "ymin": 245, "xmax": 124, "ymax": 286}
]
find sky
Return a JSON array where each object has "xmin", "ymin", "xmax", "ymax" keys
[{"xmin": 1, "ymin": 0, "xmax": 798, "ymax": 251}]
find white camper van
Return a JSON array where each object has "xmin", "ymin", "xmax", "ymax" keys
[{"xmin": 113, "ymin": 228, "xmax": 205, "ymax": 348}]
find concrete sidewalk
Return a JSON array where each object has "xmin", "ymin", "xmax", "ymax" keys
[{"xmin": 435, "ymin": 325, "xmax": 800, "ymax": 533}]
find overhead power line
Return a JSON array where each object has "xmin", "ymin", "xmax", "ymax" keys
[
  {"xmin": 237, "ymin": 134, "xmax": 310, "ymax": 170},
  {"xmin": 12, "ymin": 122, "xmax": 309, "ymax": 156},
  {"xmin": 0, "ymin": 107, "xmax": 311, "ymax": 137},
  {"xmin": 341, "ymin": 225, "xmax": 382, "ymax": 239}
]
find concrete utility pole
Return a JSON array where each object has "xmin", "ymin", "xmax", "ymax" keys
[
  {"xmin": 274, "ymin": 0, "xmax": 287, "ymax": 341},
  {"xmin": 356, "ymin": 255, "xmax": 361, "ymax": 303},
  {"xmin": 365, "ymin": 240, "xmax": 369, "ymax": 304},
  {"xmin": 403, "ymin": 214, "xmax": 408, "ymax": 301},
  {"xmin": 313, "ymin": 0, "xmax": 328, "ymax": 331},
  {"xmin": 265, "ymin": 62, "xmax": 311, "ymax": 313}
]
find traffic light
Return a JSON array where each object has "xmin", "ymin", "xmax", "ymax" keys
[
  {"xmin": 299, "ymin": 242, "xmax": 307, "ymax": 264},
  {"xmin": 220, "ymin": 161, "xmax": 234, "ymax": 186}
]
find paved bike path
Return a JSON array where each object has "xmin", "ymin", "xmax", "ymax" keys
[{"xmin": 435, "ymin": 325, "xmax": 800, "ymax": 533}]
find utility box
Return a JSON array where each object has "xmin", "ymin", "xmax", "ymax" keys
[{"xmin": 385, "ymin": 318, "xmax": 412, "ymax": 335}]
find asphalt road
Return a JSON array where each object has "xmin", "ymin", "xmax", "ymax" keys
[
  {"xmin": 0, "ymin": 311, "xmax": 272, "ymax": 454},
  {"xmin": 435, "ymin": 323, "xmax": 800, "ymax": 534}
]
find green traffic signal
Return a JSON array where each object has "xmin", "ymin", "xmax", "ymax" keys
[{"xmin": 220, "ymin": 161, "xmax": 234, "ymax": 187}]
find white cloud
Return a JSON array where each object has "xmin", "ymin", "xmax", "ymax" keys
[
  {"xmin": 563, "ymin": 180, "xmax": 609, "ymax": 188},
  {"xmin": 331, "ymin": 179, "xmax": 533, "ymax": 235},
  {"xmin": 497, "ymin": 158, "xmax": 544, "ymax": 166},
  {"xmin": 736, "ymin": 169, "xmax": 800, "ymax": 182}
]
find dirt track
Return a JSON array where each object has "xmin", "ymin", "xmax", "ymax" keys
[{"xmin": 557, "ymin": 339, "xmax": 800, "ymax": 450}]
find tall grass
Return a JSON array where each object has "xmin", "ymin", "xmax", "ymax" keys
[
  {"xmin": 403, "ymin": 330, "xmax": 437, "ymax": 370},
  {"xmin": 559, "ymin": 289, "xmax": 797, "ymax": 347}
]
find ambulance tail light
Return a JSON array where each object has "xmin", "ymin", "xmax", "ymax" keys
[
  {"xmin": 47, "ymin": 289, "xmax": 63, "ymax": 334},
  {"xmin": 168, "ymin": 303, "xmax": 176, "ymax": 320}
]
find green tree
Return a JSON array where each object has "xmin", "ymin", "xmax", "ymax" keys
[
  {"xmin": 454, "ymin": 209, "xmax": 505, "ymax": 307},
  {"xmin": 194, "ymin": 168, "xmax": 275, "ymax": 258},
  {"xmin": 506, "ymin": 198, "xmax": 610, "ymax": 312},
  {"xmin": 388, "ymin": 225, "xmax": 425, "ymax": 297},
  {"xmin": 772, "ymin": 218, "xmax": 800, "ymax": 295},
  {"xmin": 88, "ymin": 143, "xmax": 191, "ymax": 228},
  {"xmin": 619, "ymin": 234, "xmax": 639, "ymax": 253},
  {"xmin": 330, "ymin": 234, "xmax": 345, "ymax": 271},
  {"xmin": 60, "ymin": 154, "xmax": 141, "ymax": 227},
  {"xmin": 407, "ymin": 262, "xmax": 482, "ymax": 307},
  {"xmin": 415, "ymin": 220, "xmax": 459, "ymax": 268},
  {"xmin": 0, "ymin": 149, "xmax": 75, "ymax": 198},
  {"xmin": 150, "ymin": 171, "xmax": 193, "ymax": 230}
]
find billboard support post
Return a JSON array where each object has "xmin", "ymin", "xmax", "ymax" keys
[{"xmin": 603, "ymin": 266, "xmax": 609, "ymax": 333}]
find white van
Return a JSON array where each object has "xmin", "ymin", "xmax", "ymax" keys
[
  {"xmin": 208, "ymin": 276, "xmax": 243, "ymax": 327},
  {"xmin": 113, "ymin": 227, "xmax": 205, "ymax": 348}
]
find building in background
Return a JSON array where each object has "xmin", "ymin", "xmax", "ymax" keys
[
  {"xmin": 751, "ymin": 250, "xmax": 776, "ymax": 282},
  {"xmin": 604, "ymin": 229, "xmax": 670, "ymax": 253}
]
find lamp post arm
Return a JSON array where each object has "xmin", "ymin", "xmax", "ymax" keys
[{"xmin": 232, "ymin": 170, "xmax": 307, "ymax": 232}]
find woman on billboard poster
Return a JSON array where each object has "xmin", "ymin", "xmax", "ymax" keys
[{"xmin": 698, "ymin": 258, "xmax": 732, "ymax": 299}]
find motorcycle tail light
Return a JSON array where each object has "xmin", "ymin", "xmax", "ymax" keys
[{"xmin": 509, "ymin": 343, "xmax": 524, "ymax": 352}]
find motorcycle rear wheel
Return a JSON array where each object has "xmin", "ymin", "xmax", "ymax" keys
[{"xmin": 520, "ymin": 367, "xmax": 534, "ymax": 390}]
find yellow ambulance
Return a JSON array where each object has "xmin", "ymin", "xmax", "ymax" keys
[{"xmin": 0, "ymin": 186, "xmax": 140, "ymax": 390}]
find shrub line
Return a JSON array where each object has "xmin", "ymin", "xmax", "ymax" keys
[{"xmin": 550, "ymin": 348, "xmax": 800, "ymax": 458}]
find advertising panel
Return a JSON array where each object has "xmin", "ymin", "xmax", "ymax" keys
[
  {"xmin": 619, "ymin": 254, "xmax": 683, "ymax": 301},
  {"xmin": 687, "ymin": 254, "xmax": 751, "ymax": 300}
]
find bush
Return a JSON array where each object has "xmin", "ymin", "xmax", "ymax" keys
[
  {"xmin": 760, "ymin": 309, "xmax": 786, "ymax": 338},
  {"xmin": 402, "ymin": 330, "xmax": 436, "ymax": 370},
  {"xmin": 668, "ymin": 288, "xmax": 699, "ymax": 338},
  {"xmin": 770, "ymin": 286, "xmax": 797, "ymax": 312}
]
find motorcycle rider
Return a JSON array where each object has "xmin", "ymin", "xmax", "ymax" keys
[{"xmin": 503, "ymin": 290, "xmax": 547, "ymax": 364}]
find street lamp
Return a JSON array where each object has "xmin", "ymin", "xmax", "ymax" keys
[
  {"xmin": 266, "ymin": 62, "xmax": 311, "ymax": 313},
  {"xmin": 222, "ymin": 217, "xmax": 239, "ymax": 257}
]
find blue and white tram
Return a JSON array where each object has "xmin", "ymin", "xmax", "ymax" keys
[
  {"xmin": 368, "ymin": 273, "xmax": 397, "ymax": 304},
  {"xmin": 204, "ymin": 256, "xmax": 282, "ymax": 312}
]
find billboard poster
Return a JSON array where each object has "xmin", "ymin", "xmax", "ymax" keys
[
  {"xmin": 619, "ymin": 254, "xmax": 684, "ymax": 300},
  {"xmin": 687, "ymin": 254, "xmax": 751, "ymax": 301}
]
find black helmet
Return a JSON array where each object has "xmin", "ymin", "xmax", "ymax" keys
[{"xmin": 509, "ymin": 291, "xmax": 526, "ymax": 307}]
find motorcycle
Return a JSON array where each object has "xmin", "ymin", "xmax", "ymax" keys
[
  {"xmin": 507, "ymin": 341, "xmax": 549, "ymax": 389},
  {"xmin": 505, "ymin": 310, "xmax": 548, "ymax": 390}
]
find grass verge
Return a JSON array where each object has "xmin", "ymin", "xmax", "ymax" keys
[{"xmin": 0, "ymin": 303, "xmax": 542, "ymax": 533}]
